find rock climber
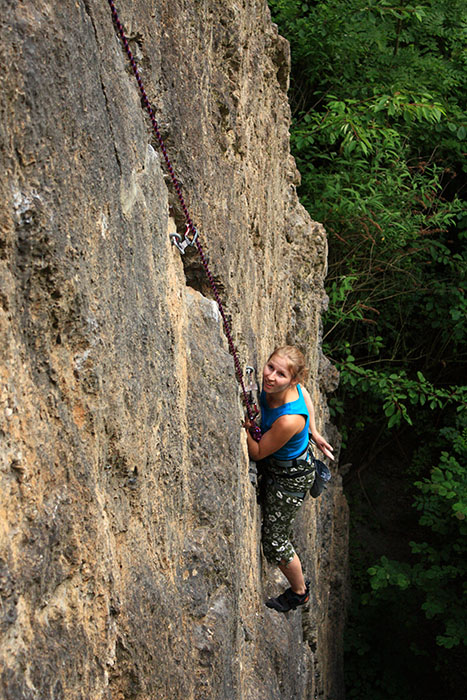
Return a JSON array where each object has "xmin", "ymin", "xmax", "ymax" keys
[{"xmin": 243, "ymin": 345, "xmax": 333, "ymax": 613}]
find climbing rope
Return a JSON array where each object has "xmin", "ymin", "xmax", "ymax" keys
[{"xmin": 106, "ymin": 0, "xmax": 261, "ymax": 439}]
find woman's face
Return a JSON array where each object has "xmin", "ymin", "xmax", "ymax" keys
[{"xmin": 263, "ymin": 353, "xmax": 296, "ymax": 394}]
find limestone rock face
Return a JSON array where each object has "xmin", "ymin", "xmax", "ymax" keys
[{"xmin": 0, "ymin": 1, "xmax": 348, "ymax": 699}]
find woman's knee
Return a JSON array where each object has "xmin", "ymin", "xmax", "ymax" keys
[{"xmin": 262, "ymin": 534, "xmax": 295, "ymax": 564}]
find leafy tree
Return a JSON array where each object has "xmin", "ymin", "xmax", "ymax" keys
[
  {"xmin": 268, "ymin": 1, "xmax": 466, "ymax": 411},
  {"xmin": 368, "ymin": 420, "xmax": 467, "ymax": 648},
  {"xmin": 268, "ymin": 0, "xmax": 467, "ymax": 696},
  {"xmin": 346, "ymin": 418, "xmax": 467, "ymax": 698}
]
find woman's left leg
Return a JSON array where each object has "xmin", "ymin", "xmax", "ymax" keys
[
  {"xmin": 261, "ymin": 464, "xmax": 315, "ymax": 567},
  {"xmin": 279, "ymin": 553, "xmax": 306, "ymax": 595},
  {"xmin": 261, "ymin": 468, "xmax": 315, "ymax": 612}
]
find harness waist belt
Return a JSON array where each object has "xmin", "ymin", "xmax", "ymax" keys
[{"xmin": 269, "ymin": 445, "xmax": 311, "ymax": 468}]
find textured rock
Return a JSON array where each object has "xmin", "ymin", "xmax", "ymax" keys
[{"xmin": 0, "ymin": 1, "xmax": 348, "ymax": 698}]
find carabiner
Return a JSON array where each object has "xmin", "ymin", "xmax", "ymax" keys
[
  {"xmin": 245, "ymin": 366, "xmax": 258, "ymax": 393},
  {"xmin": 170, "ymin": 223, "xmax": 199, "ymax": 254},
  {"xmin": 245, "ymin": 366, "xmax": 260, "ymax": 419}
]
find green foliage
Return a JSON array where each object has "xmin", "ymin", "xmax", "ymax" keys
[
  {"xmin": 269, "ymin": 0, "xmax": 467, "ymax": 696},
  {"xmin": 268, "ymin": 0, "xmax": 467, "ymax": 440},
  {"xmin": 339, "ymin": 361, "xmax": 466, "ymax": 429},
  {"xmin": 343, "ymin": 421, "xmax": 467, "ymax": 700},
  {"xmin": 368, "ymin": 422, "xmax": 467, "ymax": 649},
  {"xmin": 269, "ymin": 0, "xmax": 467, "ymax": 440}
]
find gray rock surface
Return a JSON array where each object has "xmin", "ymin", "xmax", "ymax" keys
[{"xmin": 0, "ymin": 1, "xmax": 348, "ymax": 698}]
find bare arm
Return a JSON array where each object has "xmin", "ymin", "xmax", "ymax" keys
[
  {"xmin": 245, "ymin": 414, "xmax": 306, "ymax": 461},
  {"xmin": 301, "ymin": 386, "xmax": 334, "ymax": 460}
]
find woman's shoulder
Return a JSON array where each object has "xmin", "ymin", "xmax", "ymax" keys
[
  {"xmin": 272, "ymin": 412, "xmax": 306, "ymax": 432},
  {"xmin": 298, "ymin": 383, "xmax": 310, "ymax": 399}
]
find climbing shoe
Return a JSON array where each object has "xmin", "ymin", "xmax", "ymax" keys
[{"xmin": 265, "ymin": 581, "xmax": 310, "ymax": 613}]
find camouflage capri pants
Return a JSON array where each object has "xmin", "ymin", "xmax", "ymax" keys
[{"xmin": 261, "ymin": 458, "xmax": 316, "ymax": 565}]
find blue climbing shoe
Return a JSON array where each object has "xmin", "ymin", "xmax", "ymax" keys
[{"xmin": 266, "ymin": 581, "xmax": 310, "ymax": 613}]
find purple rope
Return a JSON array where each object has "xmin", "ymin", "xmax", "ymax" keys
[{"xmin": 106, "ymin": 0, "xmax": 261, "ymax": 440}]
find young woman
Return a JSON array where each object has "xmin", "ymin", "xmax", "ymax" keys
[{"xmin": 244, "ymin": 346, "xmax": 333, "ymax": 613}]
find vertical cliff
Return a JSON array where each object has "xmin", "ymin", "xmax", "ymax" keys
[{"xmin": 0, "ymin": 1, "xmax": 348, "ymax": 698}]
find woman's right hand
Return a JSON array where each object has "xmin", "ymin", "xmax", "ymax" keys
[{"xmin": 242, "ymin": 417, "xmax": 255, "ymax": 431}]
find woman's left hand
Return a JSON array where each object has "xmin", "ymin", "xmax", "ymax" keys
[{"xmin": 313, "ymin": 433, "xmax": 335, "ymax": 460}]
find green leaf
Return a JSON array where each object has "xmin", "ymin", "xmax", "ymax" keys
[{"xmin": 388, "ymin": 413, "xmax": 400, "ymax": 429}]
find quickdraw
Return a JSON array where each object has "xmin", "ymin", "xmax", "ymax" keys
[
  {"xmin": 170, "ymin": 224, "xmax": 199, "ymax": 255},
  {"xmin": 245, "ymin": 366, "xmax": 260, "ymax": 419},
  {"xmin": 106, "ymin": 0, "xmax": 261, "ymax": 440}
]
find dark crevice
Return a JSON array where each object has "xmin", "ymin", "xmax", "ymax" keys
[{"xmin": 178, "ymin": 248, "xmax": 226, "ymax": 302}]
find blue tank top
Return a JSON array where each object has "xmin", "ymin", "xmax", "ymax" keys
[{"xmin": 260, "ymin": 383, "xmax": 310, "ymax": 460}]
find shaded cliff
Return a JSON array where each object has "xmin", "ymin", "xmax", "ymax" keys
[{"xmin": 0, "ymin": 1, "xmax": 348, "ymax": 699}]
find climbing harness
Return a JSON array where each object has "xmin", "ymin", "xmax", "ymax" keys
[
  {"xmin": 106, "ymin": 0, "xmax": 261, "ymax": 440},
  {"xmin": 266, "ymin": 442, "xmax": 316, "ymax": 500}
]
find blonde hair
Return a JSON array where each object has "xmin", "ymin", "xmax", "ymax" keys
[{"xmin": 269, "ymin": 345, "xmax": 309, "ymax": 384}]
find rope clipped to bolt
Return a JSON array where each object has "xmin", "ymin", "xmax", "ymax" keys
[{"xmin": 106, "ymin": 0, "xmax": 261, "ymax": 440}]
